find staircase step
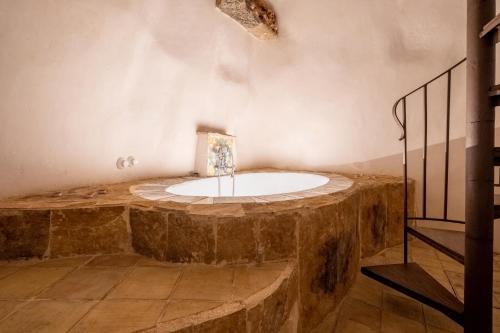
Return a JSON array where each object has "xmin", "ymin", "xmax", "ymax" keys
[
  {"xmin": 480, "ymin": 12, "xmax": 500, "ymax": 38},
  {"xmin": 407, "ymin": 226, "xmax": 464, "ymax": 264},
  {"xmin": 361, "ymin": 263, "xmax": 464, "ymax": 325}
]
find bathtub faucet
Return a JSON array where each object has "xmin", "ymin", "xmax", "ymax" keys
[
  {"xmin": 215, "ymin": 145, "xmax": 235, "ymax": 176},
  {"xmin": 214, "ymin": 145, "xmax": 236, "ymax": 196}
]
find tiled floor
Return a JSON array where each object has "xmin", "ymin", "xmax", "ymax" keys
[
  {"xmin": 0, "ymin": 254, "xmax": 287, "ymax": 333},
  {"xmin": 0, "ymin": 241, "xmax": 497, "ymax": 333},
  {"xmin": 336, "ymin": 239, "xmax": 500, "ymax": 333}
]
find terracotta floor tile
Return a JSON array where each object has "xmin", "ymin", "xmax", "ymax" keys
[
  {"xmin": 437, "ymin": 252, "xmax": 458, "ymax": 263},
  {"xmin": 427, "ymin": 325, "xmax": 460, "ymax": 333},
  {"xmin": 340, "ymin": 297, "xmax": 381, "ymax": 331},
  {"xmin": 0, "ymin": 268, "xmax": 72, "ymax": 299},
  {"xmin": 0, "ymin": 300, "xmax": 24, "ymax": 320},
  {"xmin": 361, "ymin": 255, "xmax": 391, "ymax": 266},
  {"xmin": 445, "ymin": 271, "xmax": 464, "ymax": 301},
  {"xmin": 381, "ymin": 311, "xmax": 426, "ymax": 333},
  {"xmin": 494, "ymin": 308, "xmax": 500, "ymax": 328},
  {"xmin": 70, "ymin": 299, "xmax": 165, "ymax": 333},
  {"xmin": 349, "ymin": 277, "xmax": 383, "ymax": 308},
  {"xmin": 423, "ymin": 305, "xmax": 463, "ymax": 333},
  {"xmin": 337, "ymin": 318, "xmax": 379, "ymax": 333},
  {"xmin": 39, "ymin": 267, "xmax": 128, "ymax": 300},
  {"xmin": 411, "ymin": 254, "xmax": 443, "ymax": 270},
  {"xmin": 441, "ymin": 261, "xmax": 464, "ymax": 274},
  {"xmin": 86, "ymin": 254, "xmax": 140, "ymax": 267},
  {"xmin": 0, "ymin": 300, "xmax": 96, "ymax": 333},
  {"xmin": 0, "ymin": 267, "xmax": 19, "ymax": 280},
  {"xmin": 135, "ymin": 257, "xmax": 181, "ymax": 267},
  {"xmin": 383, "ymin": 292, "xmax": 423, "ymax": 323},
  {"xmin": 410, "ymin": 239, "xmax": 431, "ymax": 249},
  {"xmin": 106, "ymin": 266, "xmax": 182, "ymax": 299},
  {"xmin": 33, "ymin": 256, "xmax": 92, "ymax": 268},
  {"xmin": 0, "ymin": 259, "xmax": 41, "ymax": 267},
  {"xmin": 159, "ymin": 300, "xmax": 223, "ymax": 323},
  {"xmin": 419, "ymin": 264, "xmax": 447, "ymax": 278},
  {"xmin": 494, "ymin": 293, "xmax": 500, "ymax": 309},
  {"xmin": 170, "ymin": 266, "xmax": 234, "ymax": 301},
  {"xmin": 233, "ymin": 266, "xmax": 282, "ymax": 300}
]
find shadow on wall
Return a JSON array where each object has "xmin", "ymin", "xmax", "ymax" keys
[{"xmin": 196, "ymin": 125, "xmax": 228, "ymax": 135}]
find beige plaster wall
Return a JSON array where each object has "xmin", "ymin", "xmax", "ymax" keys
[{"xmin": 0, "ymin": 0, "xmax": 469, "ymax": 198}]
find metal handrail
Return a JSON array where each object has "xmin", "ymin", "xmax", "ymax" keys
[
  {"xmin": 392, "ymin": 58, "xmax": 468, "ymax": 264},
  {"xmin": 392, "ymin": 58, "xmax": 467, "ymax": 141}
]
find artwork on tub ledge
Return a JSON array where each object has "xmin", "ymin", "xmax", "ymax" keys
[{"xmin": 194, "ymin": 132, "xmax": 236, "ymax": 177}]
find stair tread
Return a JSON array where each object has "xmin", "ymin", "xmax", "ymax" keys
[
  {"xmin": 480, "ymin": 12, "xmax": 500, "ymax": 38},
  {"xmin": 361, "ymin": 263, "xmax": 464, "ymax": 325},
  {"xmin": 408, "ymin": 226, "xmax": 464, "ymax": 264}
]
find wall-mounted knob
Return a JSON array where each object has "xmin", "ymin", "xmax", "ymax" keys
[
  {"xmin": 117, "ymin": 156, "xmax": 138, "ymax": 169},
  {"xmin": 116, "ymin": 157, "xmax": 128, "ymax": 169},
  {"xmin": 127, "ymin": 156, "xmax": 138, "ymax": 167}
]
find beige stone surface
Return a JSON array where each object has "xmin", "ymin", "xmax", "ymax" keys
[
  {"xmin": 107, "ymin": 266, "xmax": 182, "ymax": 299},
  {"xmin": 0, "ymin": 210, "xmax": 50, "ymax": 259},
  {"xmin": 159, "ymin": 300, "xmax": 223, "ymax": 323},
  {"xmin": 260, "ymin": 275, "xmax": 289, "ymax": 332},
  {"xmin": 0, "ymin": 254, "xmax": 297, "ymax": 332},
  {"xmin": 260, "ymin": 213, "xmax": 298, "ymax": 261},
  {"xmin": 216, "ymin": 0, "xmax": 278, "ymax": 40},
  {"xmin": 166, "ymin": 213, "xmax": 215, "ymax": 264},
  {"xmin": 359, "ymin": 185, "xmax": 387, "ymax": 257},
  {"xmin": 40, "ymin": 267, "xmax": 128, "ymax": 300},
  {"xmin": 71, "ymin": 299, "xmax": 165, "ymax": 333},
  {"xmin": 0, "ymin": 267, "xmax": 71, "ymax": 299},
  {"xmin": 216, "ymin": 217, "xmax": 257, "ymax": 263},
  {"xmin": 0, "ymin": 172, "xmax": 410, "ymax": 331},
  {"xmin": 297, "ymin": 190, "xmax": 361, "ymax": 332},
  {"xmin": 129, "ymin": 209, "xmax": 169, "ymax": 260},
  {"xmin": 191, "ymin": 306, "xmax": 247, "ymax": 332},
  {"xmin": 233, "ymin": 265, "xmax": 283, "ymax": 300},
  {"xmin": 171, "ymin": 266, "xmax": 234, "ymax": 301},
  {"xmin": 50, "ymin": 207, "xmax": 130, "ymax": 257},
  {"xmin": 0, "ymin": 300, "xmax": 96, "ymax": 333}
]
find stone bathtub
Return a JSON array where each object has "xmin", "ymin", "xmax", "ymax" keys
[
  {"xmin": 0, "ymin": 170, "xmax": 413, "ymax": 332},
  {"xmin": 160, "ymin": 172, "xmax": 337, "ymax": 198}
]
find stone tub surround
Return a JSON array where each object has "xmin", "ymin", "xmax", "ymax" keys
[
  {"xmin": 0, "ymin": 254, "xmax": 297, "ymax": 333},
  {"xmin": 0, "ymin": 170, "xmax": 414, "ymax": 332},
  {"xmin": 129, "ymin": 172, "xmax": 353, "ymax": 204}
]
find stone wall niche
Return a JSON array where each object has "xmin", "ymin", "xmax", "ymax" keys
[{"xmin": 216, "ymin": 0, "xmax": 278, "ymax": 40}]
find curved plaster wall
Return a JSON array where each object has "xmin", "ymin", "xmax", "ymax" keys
[{"xmin": 0, "ymin": 0, "xmax": 470, "ymax": 198}]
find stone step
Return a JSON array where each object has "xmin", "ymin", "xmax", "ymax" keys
[{"xmin": 0, "ymin": 254, "xmax": 297, "ymax": 333}]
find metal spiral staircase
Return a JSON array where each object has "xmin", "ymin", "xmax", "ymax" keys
[{"xmin": 361, "ymin": 2, "xmax": 499, "ymax": 331}]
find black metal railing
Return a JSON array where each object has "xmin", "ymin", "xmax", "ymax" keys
[{"xmin": 392, "ymin": 58, "xmax": 467, "ymax": 264}]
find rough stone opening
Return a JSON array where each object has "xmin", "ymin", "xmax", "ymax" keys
[{"xmin": 216, "ymin": 0, "xmax": 278, "ymax": 40}]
